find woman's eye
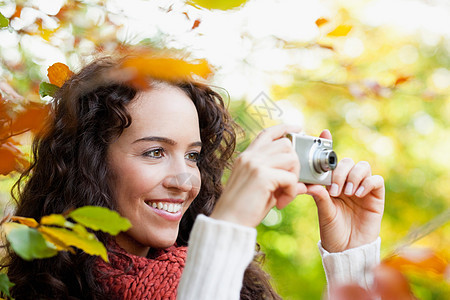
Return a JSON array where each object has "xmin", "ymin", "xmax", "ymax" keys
[
  {"xmin": 185, "ymin": 152, "xmax": 200, "ymax": 162},
  {"xmin": 143, "ymin": 148, "xmax": 164, "ymax": 158}
]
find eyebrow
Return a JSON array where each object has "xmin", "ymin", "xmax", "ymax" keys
[{"xmin": 133, "ymin": 136, "xmax": 202, "ymax": 148}]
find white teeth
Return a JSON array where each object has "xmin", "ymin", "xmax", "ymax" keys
[{"xmin": 147, "ymin": 202, "xmax": 182, "ymax": 214}]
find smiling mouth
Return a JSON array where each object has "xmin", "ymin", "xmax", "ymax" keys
[{"xmin": 146, "ymin": 201, "xmax": 183, "ymax": 214}]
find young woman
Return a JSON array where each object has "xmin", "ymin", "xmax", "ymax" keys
[{"xmin": 2, "ymin": 56, "xmax": 384, "ymax": 299}]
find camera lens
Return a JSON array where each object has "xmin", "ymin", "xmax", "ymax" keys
[{"xmin": 313, "ymin": 150, "xmax": 338, "ymax": 173}]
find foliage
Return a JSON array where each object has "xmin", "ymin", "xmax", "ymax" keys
[
  {"xmin": 0, "ymin": 0, "xmax": 449, "ymax": 299},
  {"xmin": 2, "ymin": 206, "xmax": 131, "ymax": 262}
]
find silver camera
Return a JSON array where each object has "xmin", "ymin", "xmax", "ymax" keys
[{"xmin": 286, "ymin": 133, "xmax": 338, "ymax": 185}]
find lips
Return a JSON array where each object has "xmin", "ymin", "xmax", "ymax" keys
[{"xmin": 144, "ymin": 199, "xmax": 185, "ymax": 222}]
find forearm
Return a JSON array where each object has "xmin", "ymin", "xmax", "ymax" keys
[
  {"xmin": 319, "ymin": 237, "xmax": 381, "ymax": 295},
  {"xmin": 177, "ymin": 215, "xmax": 257, "ymax": 300}
]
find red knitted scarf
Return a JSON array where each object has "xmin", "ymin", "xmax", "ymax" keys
[{"xmin": 94, "ymin": 242, "xmax": 187, "ymax": 300}]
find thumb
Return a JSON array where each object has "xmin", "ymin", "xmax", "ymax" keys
[{"xmin": 307, "ymin": 185, "xmax": 334, "ymax": 217}]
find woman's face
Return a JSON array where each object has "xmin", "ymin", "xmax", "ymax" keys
[{"xmin": 107, "ymin": 84, "xmax": 202, "ymax": 256}]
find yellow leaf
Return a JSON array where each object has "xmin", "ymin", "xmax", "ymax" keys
[
  {"xmin": 38, "ymin": 226, "xmax": 108, "ymax": 262},
  {"xmin": 188, "ymin": 0, "xmax": 248, "ymax": 10},
  {"xmin": 39, "ymin": 227, "xmax": 76, "ymax": 253},
  {"xmin": 47, "ymin": 62, "xmax": 74, "ymax": 88},
  {"xmin": 40, "ymin": 214, "xmax": 69, "ymax": 227},
  {"xmin": 10, "ymin": 216, "xmax": 39, "ymax": 228},
  {"xmin": 327, "ymin": 25, "xmax": 352, "ymax": 37}
]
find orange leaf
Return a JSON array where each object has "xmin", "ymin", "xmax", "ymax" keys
[
  {"xmin": 0, "ymin": 145, "xmax": 17, "ymax": 176},
  {"xmin": 11, "ymin": 6, "xmax": 22, "ymax": 19},
  {"xmin": 373, "ymin": 264, "xmax": 417, "ymax": 300},
  {"xmin": 11, "ymin": 216, "xmax": 39, "ymax": 228},
  {"xmin": 9, "ymin": 101, "xmax": 50, "ymax": 135},
  {"xmin": 383, "ymin": 248, "xmax": 448, "ymax": 276},
  {"xmin": 119, "ymin": 55, "xmax": 213, "ymax": 88},
  {"xmin": 327, "ymin": 24, "xmax": 352, "ymax": 37},
  {"xmin": 395, "ymin": 76, "xmax": 412, "ymax": 86},
  {"xmin": 47, "ymin": 63, "xmax": 74, "ymax": 88},
  {"xmin": 315, "ymin": 17, "xmax": 328, "ymax": 27},
  {"xmin": 192, "ymin": 19, "xmax": 201, "ymax": 30}
]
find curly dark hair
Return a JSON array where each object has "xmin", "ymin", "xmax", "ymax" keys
[{"xmin": 1, "ymin": 56, "xmax": 281, "ymax": 299}]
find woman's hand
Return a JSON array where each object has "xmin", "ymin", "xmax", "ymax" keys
[
  {"xmin": 210, "ymin": 124, "xmax": 307, "ymax": 228},
  {"xmin": 308, "ymin": 130, "xmax": 385, "ymax": 253}
]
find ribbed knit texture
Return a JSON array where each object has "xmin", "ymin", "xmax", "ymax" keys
[
  {"xmin": 94, "ymin": 242, "xmax": 187, "ymax": 300},
  {"xmin": 319, "ymin": 237, "xmax": 381, "ymax": 293},
  {"xmin": 177, "ymin": 214, "xmax": 257, "ymax": 300}
]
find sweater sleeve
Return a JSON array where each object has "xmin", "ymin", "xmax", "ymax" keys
[
  {"xmin": 177, "ymin": 214, "xmax": 257, "ymax": 300},
  {"xmin": 318, "ymin": 237, "xmax": 381, "ymax": 295}
]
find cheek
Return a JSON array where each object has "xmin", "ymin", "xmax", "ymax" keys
[{"xmin": 112, "ymin": 163, "xmax": 161, "ymax": 201}]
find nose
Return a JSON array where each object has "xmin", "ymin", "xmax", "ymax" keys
[{"xmin": 162, "ymin": 158, "xmax": 200, "ymax": 193}]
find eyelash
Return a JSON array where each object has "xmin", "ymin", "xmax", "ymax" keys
[{"xmin": 142, "ymin": 148, "xmax": 201, "ymax": 163}]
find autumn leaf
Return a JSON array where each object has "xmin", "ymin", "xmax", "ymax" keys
[
  {"xmin": 0, "ymin": 141, "xmax": 29, "ymax": 176},
  {"xmin": 0, "ymin": 12, "xmax": 9, "ymax": 28},
  {"xmin": 68, "ymin": 206, "xmax": 131, "ymax": 235},
  {"xmin": 11, "ymin": 216, "xmax": 39, "ymax": 228},
  {"xmin": 4, "ymin": 223, "xmax": 58, "ymax": 260},
  {"xmin": 40, "ymin": 214, "xmax": 71, "ymax": 227},
  {"xmin": 383, "ymin": 248, "xmax": 448, "ymax": 277},
  {"xmin": 395, "ymin": 75, "xmax": 412, "ymax": 86},
  {"xmin": 188, "ymin": 0, "xmax": 248, "ymax": 10},
  {"xmin": 9, "ymin": 101, "xmax": 50, "ymax": 135},
  {"xmin": 38, "ymin": 226, "xmax": 108, "ymax": 262},
  {"xmin": 315, "ymin": 17, "xmax": 328, "ymax": 27},
  {"xmin": 327, "ymin": 24, "xmax": 352, "ymax": 37},
  {"xmin": 192, "ymin": 19, "xmax": 201, "ymax": 30},
  {"xmin": 119, "ymin": 55, "xmax": 213, "ymax": 88},
  {"xmin": 11, "ymin": 5, "xmax": 23, "ymax": 19},
  {"xmin": 0, "ymin": 145, "xmax": 17, "ymax": 176},
  {"xmin": 47, "ymin": 62, "xmax": 74, "ymax": 88}
]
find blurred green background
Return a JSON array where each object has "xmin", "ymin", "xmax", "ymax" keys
[{"xmin": 1, "ymin": 0, "xmax": 449, "ymax": 299}]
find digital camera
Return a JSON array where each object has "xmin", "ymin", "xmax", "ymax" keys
[{"xmin": 286, "ymin": 133, "xmax": 338, "ymax": 185}]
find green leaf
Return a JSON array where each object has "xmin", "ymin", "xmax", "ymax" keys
[
  {"xmin": 0, "ymin": 13, "xmax": 9, "ymax": 28},
  {"xmin": 188, "ymin": 0, "xmax": 248, "ymax": 10},
  {"xmin": 0, "ymin": 273, "xmax": 14, "ymax": 300},
  {"xmin": 4, "ymin": 223, "xmax": 58, "ymax": 261},
  {"xmin": 38, "ymin": 226, "xmax": 108, "ymax": 262},
  {"xmin": 68, "ymin": 206, "xmax": 131, "ymax": 235},
  {"xmin": 39, "ymin": 82, "xmax": 59, "ymax": 97}
]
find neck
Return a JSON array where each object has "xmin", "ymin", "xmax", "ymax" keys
[{"xmin": 115, "ymin": 233, "xmax": 150, "ymax": 257}]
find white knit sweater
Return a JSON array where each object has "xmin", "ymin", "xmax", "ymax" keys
[{"xmin": 177, "ymin": 214, "xmax": 380, "ymax": 300}]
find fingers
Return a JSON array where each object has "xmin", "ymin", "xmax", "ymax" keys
[
  {"xmin": 356, "ymin": 175, "xmax": 385, "ymax": 198},
  {"xmin": 329, "ymin": 158, "xmax": 355, "ymax": 197},
  {"xmin": 343, "ymin": 161, "xmax": 371, "ymax": 196},
  {"xmin": 329, "ymin": 158, "xmax": 383, "ymax": 198},
  {"xmin": 251, "ymin": 124, "xmax": 302, "ymax": 147},
  {"xmin": 319, "ymin": 129, "xmax": 332, "ymax": 140}
]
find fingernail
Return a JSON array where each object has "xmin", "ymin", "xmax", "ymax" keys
[
  {"xmin": 330, "ymin": 183, "xmax": 339, "ymax": 196},
  {"xmin": 344, "ymin": 182, "xmax": 353, "ymax": 195},
  {"xmin": 355, "ymin": 186, "xmax": 365, "ymax": 197}
]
